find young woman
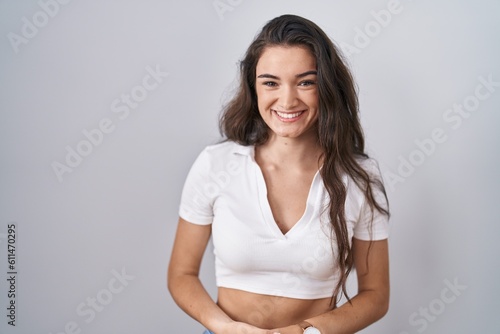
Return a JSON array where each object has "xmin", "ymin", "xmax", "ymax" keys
[{"xmin": 168, "ymin": 14, "xmax": 390, "ymax": 334}]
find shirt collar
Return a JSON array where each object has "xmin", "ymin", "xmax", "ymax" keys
[{"xmin": 230, "ymin": 142, "xmax": 254, "ymax": 157}]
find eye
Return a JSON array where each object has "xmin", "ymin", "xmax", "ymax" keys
[
  {"xmin": 299, "ymin": 80, "xmax": 316, "ymax": 87},
  {"xmin": 263, "ymin": 81, "xmax": 278, "ymax": 87}
]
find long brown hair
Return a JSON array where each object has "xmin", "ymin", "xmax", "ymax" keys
[{"xmin": 219, "ymin": 14, "xmax": 389, "ymax": 307}]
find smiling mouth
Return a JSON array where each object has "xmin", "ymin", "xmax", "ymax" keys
[{"xmin": 273, "ymin": 109, "xmax": 305, "ymax": 120}]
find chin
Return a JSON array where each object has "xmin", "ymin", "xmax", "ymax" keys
[{"xmin": 273, "ymin": 131, "xmax": 305, "ymax": 139}]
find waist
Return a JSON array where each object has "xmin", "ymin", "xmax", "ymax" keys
[{"xmin": 217, "ymin": 287, "xmax": 332, "ymax": 328}]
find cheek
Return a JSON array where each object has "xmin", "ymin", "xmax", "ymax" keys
[
  {"xmin": 297, "ymin": 92, "xmax": 319, "ymax": 114},
  {"xmin": 306, "ymin": 91, "xmax": 319, "ymax": 106},
  {"xmin": 256, "ymin": 90, "xmax": 274, "ymax": 110}
]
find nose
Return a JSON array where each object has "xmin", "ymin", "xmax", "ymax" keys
[{"xmin": 278, "ymin": 85, "xmax": 298, "ymax": 110}]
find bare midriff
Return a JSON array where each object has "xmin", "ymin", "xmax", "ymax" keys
[{"xmin": 217, "ymin": 287, "xmax": 332, "ymax": 328}]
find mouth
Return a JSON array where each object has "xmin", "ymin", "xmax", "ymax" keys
[{"xmin": 273, "ymin": 109, "xmax": 305, "ymax": 121}]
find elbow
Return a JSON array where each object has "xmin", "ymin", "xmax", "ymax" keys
[
  {"xmin": 167, "ymin": 271, "xmax": 184, "ymax": 309},
  {"xmin": 361, "ymin": 288, "xmax": 390, "ymax": 321},
  {"xmin": 372, "ymin": 281, "xmax": 390, "ymax": 320},
  {"xmin": 166, "ymin": 274, "xmax": 174, "ymax": 295},
  {"xmin": 166, "ymin": 265, "xmax": 178, "ymax": 297},
  {"xmin": 167, "ymin": 267, "xmax": 199, "ymax": 300},
  {"xmin": 374, "ymin": 291, "xmax": 390, "ymax": 321},
  {"xmin": 167, "ymin": 271, "xmax": 184, "ymax": 305},
  {"xmin": 166, "ymin": 267, "xmax": 181, "ymax": 297},
  {"xmin": 379, "ymin": 297, "xmax": 390, "ymax": 319}
]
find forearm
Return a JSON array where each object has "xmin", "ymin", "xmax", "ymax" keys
[
  {"xmin": 168, "ymin": 219, "xmax": 270, "ymax": 334},
  {"xmin": 306, "ymin": 289, "xmax": 389, "ymax": 334},
  {"xmin": 300, "ymin": 238, "xmax": 390, "ymax": 334},
  {"xmin": 168, "ymin": 273, "xmax": 233, "ymax": 332}
]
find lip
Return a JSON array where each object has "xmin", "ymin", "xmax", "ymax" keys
[{"xmin": 273, "ymin": 109, "xmax": 306, "ymax": 122}]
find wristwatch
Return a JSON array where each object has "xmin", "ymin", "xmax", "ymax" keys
[{"xmin": 298, "ymin": 321, "xmax": 321, "ymax": 334}]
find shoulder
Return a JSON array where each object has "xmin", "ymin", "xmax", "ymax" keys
[
  {"xmin": 194, "ymin": 140, "xmax": 253, "ymax": 170},
  {"xmin": 355, "ymin": 155, "xmax": 383, "ymax": 179},
  {"xmin": 203, "ymin": 140, "xmax": 252, "ymax": 157},
  {"xmin": 344, "ymin": 156, "xmax": 385, "ymax": 198}
]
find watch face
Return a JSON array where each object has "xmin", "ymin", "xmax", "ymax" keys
[{"xmin": 304, "ymin": 327, "xmax": 321, "ymax": 334}]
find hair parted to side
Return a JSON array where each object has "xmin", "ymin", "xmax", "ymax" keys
[{"xmin": 219, "ymin": 14, "xmax": 390, "ymax": 308}]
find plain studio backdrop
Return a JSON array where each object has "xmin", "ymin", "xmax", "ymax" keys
[{"xmin": 1, "ymin": 1, "xmax": 499, "ymax": 333}]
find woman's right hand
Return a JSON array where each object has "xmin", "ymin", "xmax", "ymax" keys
[{"xmin": 218, "ymin": 321, "xmax": 279, "ymax": 334}]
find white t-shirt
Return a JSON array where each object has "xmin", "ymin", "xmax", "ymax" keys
[{"xmin": 179, "ymin": 141, "xmax": 389, "ymax": 299}]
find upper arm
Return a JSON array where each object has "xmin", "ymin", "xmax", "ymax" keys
[
  {"xmin": 352, "ymin": 238, "xmax": 390, "ymax": 307},
  {"xmin": 170, "ymin": 148, "xmax": 214, "ymax": 279},
  {"xmin": 168, "ymin": 217, "xmax": 212, "ymax": 279}
]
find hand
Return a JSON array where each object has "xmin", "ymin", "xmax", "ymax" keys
[
  {"xmin": 267, "ymin": 324, "xmax": 303, "ymax": 334},
  {"xmin": 218, "ymin": 321, "xmax": 273, "ymax": 334}
]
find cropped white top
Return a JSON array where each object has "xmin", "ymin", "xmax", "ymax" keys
[{"xmin": 179, "ymin": 141, "xmax": 389, "ymax": 299}]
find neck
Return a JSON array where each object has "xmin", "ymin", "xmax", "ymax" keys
[{"xmin": 257, "ymin": 131, "xmax": 323, "ymax": 170}]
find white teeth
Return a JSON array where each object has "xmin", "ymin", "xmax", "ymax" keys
[{"xmin": 275, "ymin": 110, "xmax": 303, "ymax": 119}]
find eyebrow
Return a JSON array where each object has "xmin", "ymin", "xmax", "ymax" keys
[{"xmin": 257, "ymin": 70, "xmax": 317, "ymax": 80}]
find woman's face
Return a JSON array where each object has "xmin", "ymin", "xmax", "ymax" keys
[{"xmin": 255, "ymin": 45, "xmax": 319, "ymax": 141}]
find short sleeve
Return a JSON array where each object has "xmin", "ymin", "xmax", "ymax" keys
[
  {"xmin": 178, "ymin": 149, "xmax": 214, "ymax": 225},
  {"xmin": 353, "ymin": 159, "xmax": 390, "ymax": 241}
]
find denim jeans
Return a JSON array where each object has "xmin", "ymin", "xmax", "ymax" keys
[{"xmin": 203, "ymin": 330, "xmax": 215, "ymax": 334}]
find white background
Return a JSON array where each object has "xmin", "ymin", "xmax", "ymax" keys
[{"xmin": 1, "ymin": 0, "xmax": 499, "ymax": 333}]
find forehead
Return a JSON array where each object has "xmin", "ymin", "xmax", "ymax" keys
[{"xmin": 256, "ymin": 45, "xmax": 316, "ymax": 74}]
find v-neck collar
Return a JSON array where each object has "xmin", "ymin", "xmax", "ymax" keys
[{"xmin": 250, "ymin": 146, "xmax": 323, "ymax": 240}]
